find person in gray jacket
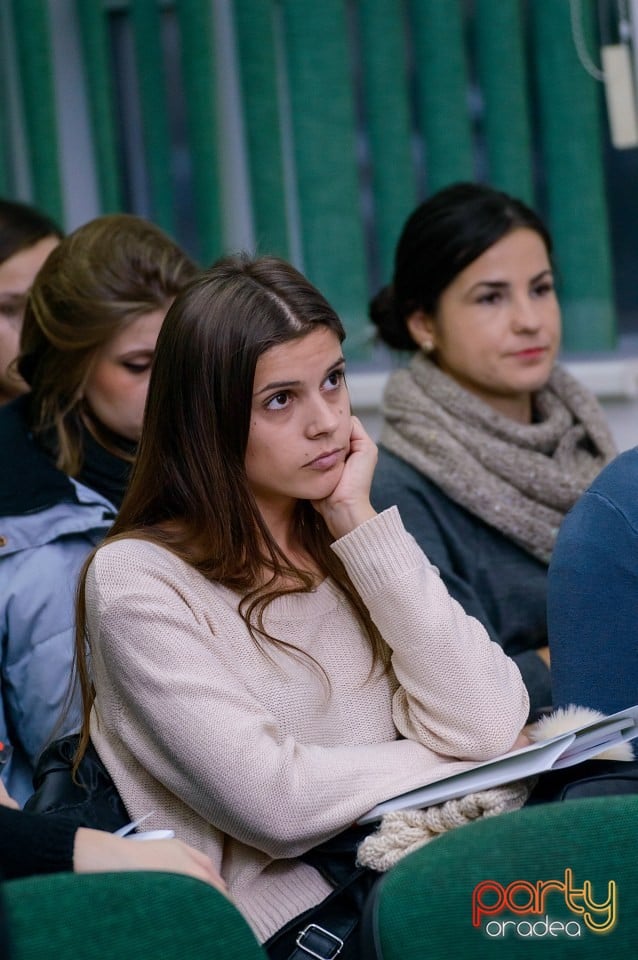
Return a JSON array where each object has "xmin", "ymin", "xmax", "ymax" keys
[
  {"xmin": 369, "ymin": 183, "xmax": 616, "ymax": 717},
  {"xmin": 0, "ymin": 214, "xmax": 197, "ymax": 804}
]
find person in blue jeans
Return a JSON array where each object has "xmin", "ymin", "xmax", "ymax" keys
[{"xmin": 548, "ymin": 447, "xmax": 638, "ymax": 714}]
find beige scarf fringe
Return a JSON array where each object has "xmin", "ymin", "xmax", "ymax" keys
[{"xmin": 380, "ymin": 356, "xmax": 616, "ymax": 563}]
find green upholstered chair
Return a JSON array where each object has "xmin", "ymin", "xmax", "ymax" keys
[
  {"xmin": 2, "ymin": 870, "xmax": 267, "ymax": 960},
  {"xmin": 363, "ymin": 794, "xmax": 638, "ymax": 958}
]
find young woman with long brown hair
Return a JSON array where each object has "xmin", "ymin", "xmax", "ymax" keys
[
  {"xmin": 0, "ymin": 214, "xmax": 197, "ymax": 804},
  {"xmin": 73, "ymin": 254, "xmax": 528, "ymax": 954}
]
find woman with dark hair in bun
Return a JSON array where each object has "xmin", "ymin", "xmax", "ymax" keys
[{"xmin": 370, "ymin": 182, "xmax": 616, "ymax": 718}]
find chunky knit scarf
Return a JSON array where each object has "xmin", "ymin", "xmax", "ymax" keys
[
  {"xmin": 380, "ymin": 354, "xmax": 617, "ymax": 563},
  {"xmin": 357, "ymin": 706, "xmax": 634, "ymax": 872},
  {"xmin": 357, "ymin": 781, "xmax": 533, "ymax": 872}
]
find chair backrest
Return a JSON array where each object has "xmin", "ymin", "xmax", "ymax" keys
[
  {"xmin": 2, "ymin": 870, "xmax": 266, "ymax": 960},
  {"xmin": 363, "ymin": 794, "xmax": 638, "ymax": 958}
]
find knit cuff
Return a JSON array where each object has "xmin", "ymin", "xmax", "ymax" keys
[
  {"xmin": 2, "ymin": 808, "xmax": 77, "ymax": 879},
  {"xmin": 331, "ymin": 506, "xmax": 426, "ymax": 597}
]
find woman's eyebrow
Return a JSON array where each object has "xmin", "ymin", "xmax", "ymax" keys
[
  {"xmin": 255, "ymin": 378, "xmax": 301, "ymax": 396},
  {"xmin": 118, "ymin": 347, "xmax": 155, "ymax": 357},
  {"xmin": 467, "ymin": 268, "xmax": 553, "ymax": 294},
  {"xmin": 467, "ymin": 280, "xmax": 509, "ymax": 293},
  {"xmin": 255, "ymin": 356, "xmax": 345, "ymax": 396},
  {"xmin": 0, "ymin": 291, "xmax": 28, "ymax": 303},
  {"xmin": 530, "ymin": 268, "xmax": 554, "ymax": 283}
]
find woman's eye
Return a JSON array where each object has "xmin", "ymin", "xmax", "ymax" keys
[
  {"xmin": 532, "ymin": 282, "xmax": 554, "ymax": 298},
  {"xmin": 324, "ymin": 369, "xmax": 344, "ymax": 391},
  {"xmin": 122, "ymin": 361, "xmax": 151, "ymax": 374},
  {"xmin": 0, "ymin": 303, "xmax": 23, "ymax": 325},
  {"xmin": 266, "ymin": 391, "xmax": 291, "ymax": 410},
  {"xmin": 477, "ymin": 292, "xmax": 502, "ymax": 306}
]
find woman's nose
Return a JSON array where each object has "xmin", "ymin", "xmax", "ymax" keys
[
  {"xmin": 305, "ymin": 396, "xmax": 339, "ymax": 437},
  {"xmin": 511, "ymin": 297, "xmax": 542, "ymax": 333}
]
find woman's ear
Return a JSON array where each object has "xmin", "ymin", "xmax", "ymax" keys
[{"xmin": 405, "ymin": 310, "xmax": 437, "ymax": 354}]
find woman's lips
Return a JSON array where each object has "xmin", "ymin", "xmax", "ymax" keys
[
  {"xmin": 510, "ymin": 346, "xmax": 549, "ymax": 360},
  {"xmin": 305, "ymin": 449, "xmax": 343, "ymax": 470}
]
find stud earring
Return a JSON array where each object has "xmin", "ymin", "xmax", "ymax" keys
[{"xmin": 422, "ymin": 339, "xmax": 434, "ymax": 354}]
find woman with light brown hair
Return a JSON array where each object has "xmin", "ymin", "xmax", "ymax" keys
[{"xmin": 0, "ymin": 213, "xmax": 197, "ymax": 805}]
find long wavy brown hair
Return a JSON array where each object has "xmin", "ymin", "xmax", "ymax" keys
[
  {"xmin": 18, "ymin": 213, "xmax": 197, "ymax": 474},
  {"xmin": 74, "ymin": 254, "xmax": 389, "ymax": 765}
]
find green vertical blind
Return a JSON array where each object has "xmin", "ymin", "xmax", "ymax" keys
[
  {"xmin": 75, "ymin": 1, "xmax": 123, "ymax": 213},
  {"xmin": 0, "ymin": 3, "xmax": 12, "ymax": 196},
  {"xmin": 8, "ymin": 0, "xmax": 64, "ymax": 223},
  {"xmin": 1, "ymin": 0, "xmax": 619, "ymax": 353},
  {"xmin": 410, "ymin": 0, "xmax": 475, "ymax": 191},
  {"xmin": 281, "ymin": 0, "xmax": 368, "ymax": 334},
  {"xmin": 176, "ymin": 0, "xmax": 222, "ymax": 265},
  {"xmin": 359, "ymin": 0, "xmax": 417, "ymax": 282},
  {"xmin": 474, "ymin": 0, "xmax": 534, "ymax": 203},
  {"xmin": 131, "ymin": 0, "xmax": 176, "ymax": 234},
  {"xmin": 531, "ymin": 0, "xmax": 616, "ymax": 350},
  {"xmin": 234, "ymin": 0, "xmax": 288, "ymax": 259}
]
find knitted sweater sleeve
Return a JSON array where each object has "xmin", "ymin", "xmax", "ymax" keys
[{"xmin": 331, "ymin": 508, "xmax": 529, "ymax": 758}]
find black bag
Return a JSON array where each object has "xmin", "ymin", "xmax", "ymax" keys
[
  {"xmin": 264, "ymin": 824, "xmax": 380, "ymax": 960},
  {"xmin": 526, "ymin": 757, "xmax": 638, "ymax": 804},
  {"xmin": 24, "ymin": 733, "xmax": 129, "ymax": 832},
  {"xmin": 28, "ymin": 735, "xmax": 378, "ymax": 958}
]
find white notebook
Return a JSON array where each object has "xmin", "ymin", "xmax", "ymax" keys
[{"xmin": 358, "ymin": 704, "xmax": 638, "ymax": 825}]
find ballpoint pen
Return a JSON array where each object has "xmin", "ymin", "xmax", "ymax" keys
[{"xmin": 113, "ymin": 811, "xmax": 175, "ymax": 841}]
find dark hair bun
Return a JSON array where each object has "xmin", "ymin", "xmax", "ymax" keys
[{"xmin": 369, "ymin": 285, "xmax": 418, "ymax": 352}]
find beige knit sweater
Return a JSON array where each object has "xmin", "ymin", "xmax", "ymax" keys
[{"xmin": 86, "ymin": 508, "xmax": 528, "ymax": 941}]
